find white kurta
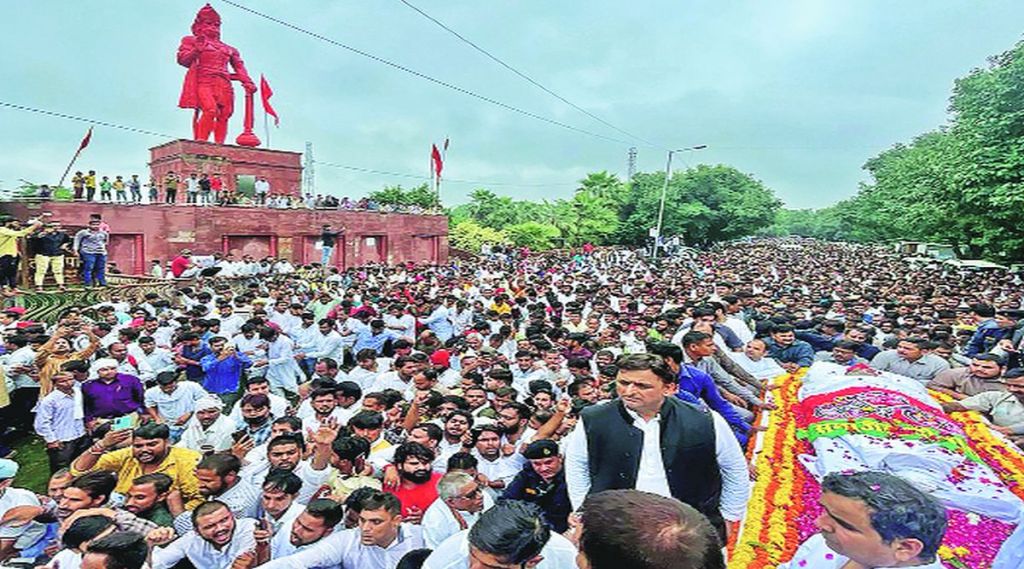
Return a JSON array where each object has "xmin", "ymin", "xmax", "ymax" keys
[
  {"xmin": 151, "ymin": 518, "xmax": 258, "ymax": 569},
  {"xmin": 423, "ymin": 529, "xmax": 578, "ymax": 569},
  {"xmin": 260, "ymin": 525, "xmax": 424, "ymax": 569}
]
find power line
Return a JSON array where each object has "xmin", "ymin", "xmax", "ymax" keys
[
  {"xmin": 217, "ymin": 0, "xmax": 637, "ymax": 147},
  {"xmin": 0, "ymin": 100, "xmax": 577, "ymax": 191},
  {"xmin": 397, "ymin": 0, "xmax": 660, "ymax": 149},
  {"xmin": 0, "ymin": 101, "xmax": 176, "ymax": 139},
  {"xmin": 313, "ymin": 160, "xmax": 573, "ymax": 188}
]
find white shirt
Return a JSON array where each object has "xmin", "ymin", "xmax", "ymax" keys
[
  {"xmin": 231, "ymin": 333, "xmax": 267, "ymax": 361},
  {"xmin": 241, "ymin": 459, "xmax": 331, "ymax": 504},
  {"xmin": 260, "ymin": 525, "xmax": 424, "ymax": 569},
  {"xmin": 176, "ymin": 414, "xmax": 236, "ymax": 453},
  {"xmin": 347, "ymin": 366, "xmax": 380, "ymax": 391},
  {"xmin": 779, "ymin": 534, "xmax": 945, "ymax": 569},
  {"xmin": 471, "ymin": 451, "xmax": 519, "ymax": 487},
  {"xmin": 370, "ymin": 371, "xmax": 411, "ymax": 394},
  {"xmin": 308, "ymin": 330, "xmax": 345, "ymax": 362},
  {"xmin": 144, "ymin": 381, "xmax": 209, "ymax": 423},
  {"xmin": 301, "ymin": 407, "xmax": 351, "ymax": 433},
  {"xmin": 217, "ymin": 314, "xmax": 246, "ymax": 338},
  {"xmin": 730, "ymin": 352, "xmax": 785, "ymax": 381},
  {"xmin": 563, "ymin": 405, "xmax": 751, "ymax": 521},
  {"xmin": 269, "ymin": 505, "xmax": 314, "ymax": 559},
  {"xmin": 385, "ymin": 313, "xmax": 417, "ymax": 340},
  {"xmin": 422, "ymin": 493, "xmax": 494, "ymax": 548},
  {"xmin": 265, "ymin": 335, "xmax": 304, "ymax": 394},
  {"xmin": 724, "ymin": 315, "xmax": 754, "ymax": 343},
  {"xmin": 152, "ymin": 518, "xmax": 257, "ymax": 569},
  {"xmin": 46, "ymin": 549, "xmax": 82, "ymax": 569},
  {"xmin": 0, "ymin": 488, "xmax": 46, "ymax": 548},
  {"xmin": 138, "ymin": 346, "xmax": 177, "ymax": 376},
  {"xmin": 423, "ymin": 529, "xmax": 578, "ymax": 569},
  {"xmin": 291, "ymin": 324, "xmax": 323, "ymax": 355},
  {"xmin": 173, "ymin": 478, "xmax": 262, "ymax": 534},
  {"xmin": 229, "ymin": 393, "xmax": 289, "ymax": 424}
]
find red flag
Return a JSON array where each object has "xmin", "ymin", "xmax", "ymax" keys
[
  {"xmin": 260, "ymin": 74, "xmax": 279, "ymax": 126},
  {"xmin": 431, "ymin": 144, "xmax": 443, "ymax": 179},
  {"xmin": 78, "ymin": 127, "xmax": 93, "ymax": 151}
]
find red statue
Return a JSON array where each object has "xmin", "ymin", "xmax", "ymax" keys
[{"xmin": 177, "ymin": 4, "xmax": 260, "ymax": 146}]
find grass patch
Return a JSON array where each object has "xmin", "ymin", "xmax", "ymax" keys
[{"xmin": 11, "ymin": 435, "xmax": 50, "ymax": 494}]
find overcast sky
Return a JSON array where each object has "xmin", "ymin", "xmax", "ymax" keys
[{"xmin": 2, "ymin": 1, "xmax": 1022, "ymax": 208}]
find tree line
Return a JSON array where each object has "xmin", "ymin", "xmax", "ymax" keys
[
  {"xmin": 764, "ymin": 39, "xmax": 1024, "ymax": 261},
  {"xmin": 370, "ymin": 166, "xmax": 781, "ymax": 252}
]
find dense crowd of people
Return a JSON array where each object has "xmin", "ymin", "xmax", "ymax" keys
[
  {"xmin": 0, "ymin": 238, "xmax": 1019, "ymax": 569},
  {"xmin": 24, "ymin": 170, "xmax": 438, "ymax": 214}
]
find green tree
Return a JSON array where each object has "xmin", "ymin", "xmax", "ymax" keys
[
  {"xmin": 449, "ymin": 220, "xmax": 507, "ymax": 252},
  {"xmin": 505, "ymin": 221, "xmax": 561, "ymax": 250},
  {"xmin": 616, "ymin": 165, "xmax": 780, "ymax": 246},
  {"xmin": 368, "ymin": 183, "xmax": 438, "ymax": 208}
]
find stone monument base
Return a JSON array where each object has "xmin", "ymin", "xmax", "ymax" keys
[{"xmin": 148, "ymin": 139, "xmax": 302, "ymax": 199}]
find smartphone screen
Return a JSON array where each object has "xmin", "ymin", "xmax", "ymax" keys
[{"xmin": 111, "ymin": 415, "xmax": 134, "ymax": 431}]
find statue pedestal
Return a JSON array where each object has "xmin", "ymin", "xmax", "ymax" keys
[{"xmin": 148, "ymin": 139, "xmax": 302, "ymax": 199}]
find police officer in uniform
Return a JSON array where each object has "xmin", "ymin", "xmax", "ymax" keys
[{"xmin": 501, "ymin": 439, "xmax": 572, "ymax": 533}]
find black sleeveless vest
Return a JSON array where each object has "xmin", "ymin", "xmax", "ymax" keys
[{"xmin": 582, "ymin": 397, "xmax": 725, "ymax": 536}]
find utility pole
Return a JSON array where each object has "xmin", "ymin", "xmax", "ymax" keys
[
  {"xmin": 653, "ymin": 145, "xmax": 707, "ymax": 260},
  {"xmin": 626, "ymin": 146, "xmax": 637, "ymax": 183},
  {"xmin": 303, "ymin": 141, "xmax": 315, "ymax": 198}
]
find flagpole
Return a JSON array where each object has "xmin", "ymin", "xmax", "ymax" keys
[
  {"xmin": 59, "ymin": 127, "xmax": 92, "ymax": 188},
  {"xmin": 264, "ymin": 111, "xmax": 270, "ymax": 149},
  {"xmin": 57, "ymin": 148, "xmax": 83, "ymax": 188},
  {"xmin": 439, "ymin": 136, "xmax": 448, "ymax": 208}
]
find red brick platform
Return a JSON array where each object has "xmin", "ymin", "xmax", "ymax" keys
[{"xmin": 0, "ymin": 202, "xmax": 448, "ymax": 275}]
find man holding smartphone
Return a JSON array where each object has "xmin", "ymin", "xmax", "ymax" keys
[{"xmin": 0, "ymin": 215, "xmax": 44, "ymax": 295}]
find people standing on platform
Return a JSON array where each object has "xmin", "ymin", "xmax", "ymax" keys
[
  {"xmin": 199, "ymin": 173, "xmax": 212, "ymax": 206},
  {"xmin": 113, "ymin": 176, "xmax": 127, "ymax": 203},
  {"xmin": 129, "ymin": 174, "xmax": 142, "ymax": 203},
  {"xmin": 73, "ymin": 217, "xmax": 109, "ymax": 288},
  {"xmin": 210, "ymin": 173, "xmax": 224, "ymax": 202},
  {"xmin": 185, "ymin": 173, "xmax": 200, "ymax": 205},
  {"xmin": 71, "ymin": 171, "xmax": 85, "ymax": 201},
  {"xmin": 98, "ymin": 176, "xmax": 113, "ymax": 202},
  {"xmin": 320, "ymin": 224, "xmax": 343, "ymax": 270},
  {"xmin": 0, "ymin": 216, "xmax": 44, "ymax": 295},
  {"xmin": 31, "ymin": 221, "xmax": 70, "ymax": 292},
  {"xmin": 164, "ymin": 172, "xmax": 179, "ymax": 204},
  {"xmin": 255, "ymin": 176, "xmax": 270, "ymax": 206},
  {"xmin": 85, "ymin": 170, "xmax": 97, "ymax": 202},
  {"xmin": 148, "ymin": 176, "xmax": 159, "ymax": 204}
]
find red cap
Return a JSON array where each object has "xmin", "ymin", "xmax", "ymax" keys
[{"xmin": 430, "ymin": 349, "xmax": 451, "ymax": 368}]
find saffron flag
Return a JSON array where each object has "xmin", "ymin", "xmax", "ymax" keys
[
  {"xmin": 78, "ymin": 127, "xmax": 93, "ymax": 152},
  {"xmin": 260, "ymin": 74, "xmax": 279, "ymax": 126},
  {"xmin": 431, "ymin": 143, "xmax": 443, "ymax": 179}
]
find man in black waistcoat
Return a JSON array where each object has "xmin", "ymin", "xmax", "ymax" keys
[{"xmin": 564, "ymin": 353, "xmax": 751, "ymax": 542}]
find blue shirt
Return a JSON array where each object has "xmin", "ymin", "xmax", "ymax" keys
[
  {"xmin": 182, "ymin": 344, "xmax": 213, "ymax": 381},
  {"xmin": 965, "ymin": 319, "xmax": 1011, "ymax": 357},
  {"xmin": 763, "ymin": 338, "xmax": 815, "ymax": 367},
  {"xmin": 676, "ymin": 365, "xmax": 749, "ymax": 444},
  {"xmin": 199, "ymin": 352, "xmax": 252, "ymax": 394},
  {"xmin": 421, "ymin": 306, "xmax": 454, "ymax": 342},
  {"xmin": 353, "ymin": 328, "xmax": 400, "ymax": 355}
]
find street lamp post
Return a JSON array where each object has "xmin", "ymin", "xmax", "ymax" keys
[{"xmin": 652, "ymin": 144, "xmax": 707, "ymax": 259}]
